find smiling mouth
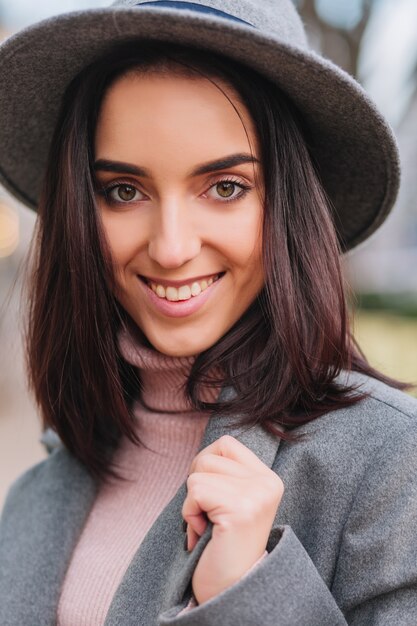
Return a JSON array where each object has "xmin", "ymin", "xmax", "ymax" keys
[{"xmin": 139, "ymin": 272, "xmax": 225, "ymax": 302}]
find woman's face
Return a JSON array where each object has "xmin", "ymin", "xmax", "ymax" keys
[{"xmin": 94, "ymin": 70, "xmax": 264, "ymax": 356}]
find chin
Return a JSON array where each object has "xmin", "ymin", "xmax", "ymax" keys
[{"xmin": 146, "ymin": 330, "xmax": 219, "ymax": 358}]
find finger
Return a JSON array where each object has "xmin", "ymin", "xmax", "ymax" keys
[
  {"xmin": 183, "ymin": 473, "xmax": 242, "ymax": 523},
  {"xmin": 182, "ymin": 474, "xmax": 225, "ymax": 542},
  {"xmin": 184, "ymin": 472, "xmax": 283, "ymax": 525},
  {"xmin": 182, "ymin": 477, "xmax": 212, "ymax": 542},
  {"xmin": 185, "ymin": 521, "xmax": 202, "ymax": 552},
  {"xmin": 183, "ymin": 507, "xmax": 209, "ymax": 538},
  {"xmin": 190, "ymin": 435, "xmax": 264, "ymax": 473},
  {"xmin": 189, "ymin": 452, "xmax": 251, "ymax": 478}
]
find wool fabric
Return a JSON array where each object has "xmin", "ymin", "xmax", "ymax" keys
[{"xmin": 57, "ymin": 326, "xmax": 220, "ymax": 626}]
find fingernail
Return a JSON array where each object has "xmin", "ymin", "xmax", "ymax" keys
[
  {"xmin": 184, "ymin": 534, "xmax": 188, "ymax": 551},
  {"xmin": 182, "ymin": 519, "xmax": 187, "ymax": 532}
]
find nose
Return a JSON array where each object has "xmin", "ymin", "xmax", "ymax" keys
[{"xmin": 147, "ymin": 199, "xmax": 201, "ymax": 268}]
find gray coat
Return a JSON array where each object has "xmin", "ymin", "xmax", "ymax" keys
[{"xmin": 1, "ymin": 372, "xmax": 417, "ymax": 625}]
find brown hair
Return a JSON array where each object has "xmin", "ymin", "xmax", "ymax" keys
[{"xmin": 26, "ymin": 42, "xmax": 403, "ymax": 480}]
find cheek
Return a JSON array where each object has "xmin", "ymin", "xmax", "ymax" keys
[
  {"xmin": 100, "ymin": 212, "xmax": 143, "ymax": 271},
  {"xmin": 239, "ymin": 224, "xmax": 264, "ymax": 290},
  {"xmin": 225, "ymin": 213, "xmax": 263, "ymax": 275}
]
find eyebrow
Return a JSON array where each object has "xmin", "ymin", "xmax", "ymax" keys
[
  {"xmin": 93, "ymin": 159, "xmax": 151, "ymax": 177},
  {"xmin": 93, "ymin": 153, "xmax": 259, "ymax": 178},
  {"xmin": 190, "ymin": 153, "xmax": 259, "ymax": 176}
]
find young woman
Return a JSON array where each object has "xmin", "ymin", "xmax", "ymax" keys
[{"xmin": 0, "ymin": 1, "xmax": 416, "ymax": 625}]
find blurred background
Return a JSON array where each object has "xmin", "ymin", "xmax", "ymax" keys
[{"xmin": 1, "ymin": 0, "xmax": 417, "ymax": 505}]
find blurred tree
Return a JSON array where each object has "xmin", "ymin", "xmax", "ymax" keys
[
  {"xmin": 295, "ymin": 0, "xmax": 375, "ymax": 78},
  {"xmin": 0, "ymin": 4, "xmax": 7, "ymax": 40}
]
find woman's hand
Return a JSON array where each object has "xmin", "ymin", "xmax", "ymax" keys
[{"xmin": 182, "ymin": 434, "xmax": 284, "ymax": 605}]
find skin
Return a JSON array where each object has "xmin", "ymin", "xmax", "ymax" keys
[
  {"xmin": 94, "ymin": 71, "xmax": 264, "ymax": 358},
  {"xmin": 185, "ymin": 434, "xmax": 283, "ymax": 605},
  {"xmin": 94, "ymin": 72, "xmax": 283, "ymax": 605}
]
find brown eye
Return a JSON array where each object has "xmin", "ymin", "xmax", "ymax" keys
[
  {"xmin": 216, "ymin": 182, "xmax": 235, "ymax": 198},
  {"xmin": 117, "ymin": 185, "xmax": 137, "ymax": 201},
  {"xmin": 204, "ymin": 179, "xmax": 250, "ymax": 202}
]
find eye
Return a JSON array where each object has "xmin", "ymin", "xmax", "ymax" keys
[
  {"xmin": 216, "ymin": 182, "xmax": 237, "ymax": 198},
  {"xmin": 103, "ymin": 183, "xmax": 147, "ymax": 204},
  {"xmin": 205, "ymin": 179, "xmax": 251, "ymax": 202}
]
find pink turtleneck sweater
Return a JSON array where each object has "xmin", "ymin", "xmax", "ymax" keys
[{"xmin": 57, "ymin": 326, "xmax": 220, "ymax": 626}]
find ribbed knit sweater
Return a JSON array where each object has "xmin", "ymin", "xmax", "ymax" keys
[{"xmin": 57, "ymin": 325, "xmax": 220, "ymax": 626}]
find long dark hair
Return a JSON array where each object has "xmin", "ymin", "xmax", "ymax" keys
[{"xmin": 26, "ymin": 41, "xmax": 402, "ymax": 480}]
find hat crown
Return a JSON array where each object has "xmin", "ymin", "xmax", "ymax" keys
[{"xmin": 111, "ymin": 0, "xmax": 308, "ymax": 49}]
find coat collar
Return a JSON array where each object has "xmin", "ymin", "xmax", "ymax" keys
[
  {"xmin": 0, "ymin": 449, "xmax": 97, "ymax": 626},
  {"xmin": 0, "ymin": 386, "xmax": 281, "ymax": 625},
  {"xmin": 105, "ymin": 385, "xmax": 281, "ymax": 624}
]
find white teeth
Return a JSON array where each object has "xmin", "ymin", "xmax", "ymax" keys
[
  {"xmin": 191, "ymin": 282, "xmax": 202, "ymax": 296},
  {"xmin": 178, "ymin": 285, "xmax": 192, "ymax": 300},
  {"xmin": 165, "ymin": 286, "xmax": 180, "ymax": 302},
  {"xmin": 147, "ymin": 274, "xmax": 221, "ymax": 302},
  {"xmin": 156, "ymin": 284, "xmax": 165, "ymax": 298}
]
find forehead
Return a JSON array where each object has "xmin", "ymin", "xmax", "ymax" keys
[{"xmin": 95, "ymin": 71, "xmax": 259, "ymax": 165}]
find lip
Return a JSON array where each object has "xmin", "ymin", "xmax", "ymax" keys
[
  {"xmin": 137, "ymin": 273, "xmax": 225, "ymax": 319},
  {"xmin": 140, "ymin": 272, "xmax": 221, "ymax": 288}
]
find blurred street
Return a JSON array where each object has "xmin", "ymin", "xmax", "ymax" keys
[{"xmin": 0, "ymin": 205, "xmax": 46, "ymax": 507}]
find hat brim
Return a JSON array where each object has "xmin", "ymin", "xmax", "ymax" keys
[{"xmin": 0, "ymin": 6, "xmax": 400, "ymax": 250}]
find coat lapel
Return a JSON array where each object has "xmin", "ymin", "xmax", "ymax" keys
[
  {"xmin": 105, "ymin": 386, "xmax": 282, "ymax": 625},
  {"xmin": 0, "ymin": 449, "xmax": 97, "ymax": 626}
]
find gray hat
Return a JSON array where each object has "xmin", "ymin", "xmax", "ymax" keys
[{"xmin": 0, "ymin": 0, "xmax": 400, "ymax": 250}]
